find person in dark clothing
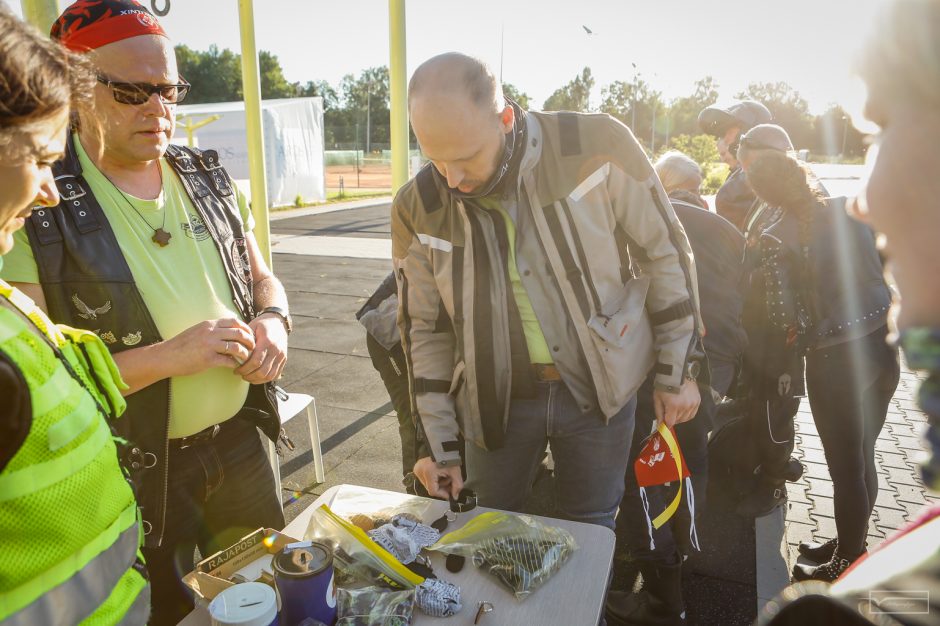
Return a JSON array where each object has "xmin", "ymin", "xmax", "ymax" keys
[
  {"xmin": 761, "ymin": 1, "xmax": 940, "ymax": 621},
  {"xmin": 358, "ymin": 272, "xmax": 430, "ymax": 496},
  {"xmin": 607, "ymin": 152, "xmax": 746, "ymax": 626},
  {"xmin": 732, "ymin": 127, "xmax": 810, "ymax": 518},
  {"xmin": 698, "ymin": 100, "xmax": 773, "ymax": 231},
  {"xmin": 739, "ymin": 124, "xmax": 899, "ymax": 582}
]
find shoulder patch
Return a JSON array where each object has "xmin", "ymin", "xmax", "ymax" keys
[
  {"xmin": 558, "ymin": 112, "xmax": 582, "ymax": 157},
  {"xmin": 415, "ymin": 165, "xmax": 443, "ymax": 214}
]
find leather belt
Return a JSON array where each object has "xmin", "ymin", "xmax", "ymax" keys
[
  {"xmin": 533, "ymin": 363, "xmax": 562, "ymax": 382},
  {"xmin": 171, "ymin": 423, "xmax": 222, "ymax": 449}
]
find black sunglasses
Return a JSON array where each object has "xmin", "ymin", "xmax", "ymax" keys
[{"xmin": 96, "ymin": 74, "xmax": 191, "ymax": 105}]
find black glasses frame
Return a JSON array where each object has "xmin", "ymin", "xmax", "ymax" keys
[{"xmin": 96, "ymin": 74, "xmax": 191, "ymax": 105}]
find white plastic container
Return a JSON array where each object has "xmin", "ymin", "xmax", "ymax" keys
[{"xmin": 208, "ymin": 582, "xmax": 278, "ymax": 626}]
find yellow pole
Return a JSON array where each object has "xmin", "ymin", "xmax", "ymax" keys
[
  {"xmin": 20, "ymin": 0, "xmax": 60, "ymax": 32},
  {"xmin": 388, "ymin": 0, "xmax": 409, "ymax": 195},
  {"xmin": 237, "ymin": 0, "xmax": 272, "ymax": 265},
  {"xmin": 176, "ymin": 114, "xmax": 221, "ymax": 148}
]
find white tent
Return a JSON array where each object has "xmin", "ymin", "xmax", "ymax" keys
[{"xmin": 173, "ymin": 97, "xmax": 325, "ymax": 207}]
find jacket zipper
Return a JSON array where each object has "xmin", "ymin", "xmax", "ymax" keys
[{"xmin": 481, "ymin": 205, "xmax": 513, "ymax": 428}]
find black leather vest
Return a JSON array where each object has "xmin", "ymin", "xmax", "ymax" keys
[{"xmin": 23, "ymin": 136, "xmax": 281, "ymax": 546}]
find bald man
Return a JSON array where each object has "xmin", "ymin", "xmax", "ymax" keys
[
  {"xmin": 0, "ymin": 2, "xmax": 290, "ymax": 623},
  {"xmin": 392, "ymin": 53, "xmax": 705, "ymax": 536}
]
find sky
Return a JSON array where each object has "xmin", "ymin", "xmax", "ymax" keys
[{"xmin": 6, "ymin": 0, "xmax": 889, "ymax": 121}]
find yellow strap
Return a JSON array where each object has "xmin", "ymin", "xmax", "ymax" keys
[
  {"xmin": 651, "ymin": 423, "xmax": 684, "ymax": 530},
  {"xmin": 0, "ymin": 279, "xmax": 65, "ymax": 347},
  {"xmin": 319, "ymin": 505, "xmax": 425, "ymax": 586}
]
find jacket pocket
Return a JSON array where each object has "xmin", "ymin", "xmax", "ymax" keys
[{"xmin": 587, "ymin": 276, "xmax": 651, "ymax": 347}]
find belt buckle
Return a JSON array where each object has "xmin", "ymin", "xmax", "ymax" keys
[
  {"xmin": 533, "ymin": 363, "xmax": 560, "ymax": 382},
  {"xmin": 177, "ymin": 423, "xmax": 221, "ymax": 449}
]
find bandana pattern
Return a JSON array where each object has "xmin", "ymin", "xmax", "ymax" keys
[{"xmin": 51, "ymin": 0, "xmax": 166, "ymax": 52}]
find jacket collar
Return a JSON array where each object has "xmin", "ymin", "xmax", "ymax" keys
[{"xmin": 519, "ymin": 114, "xmax": 543, "ymax": 177}]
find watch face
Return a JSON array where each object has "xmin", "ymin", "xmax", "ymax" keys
[{"xmin": 686, "ymin": 361, "xmax": 701, "ymax": 379}]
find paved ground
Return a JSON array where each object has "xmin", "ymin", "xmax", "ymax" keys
[{"xmin": 267, "ymin": 199, "xmax": 934, "ymax": 625}]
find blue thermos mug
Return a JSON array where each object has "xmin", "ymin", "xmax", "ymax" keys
[{"xmin": 273, "ymin": 541, "xmax": 337, "ymax": 626}]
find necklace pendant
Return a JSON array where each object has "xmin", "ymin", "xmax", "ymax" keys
[{"xmin": 152, "ymin": 228, "xmax": 172, "ymax": 247}]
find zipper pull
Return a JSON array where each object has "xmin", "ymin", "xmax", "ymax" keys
[{"xmin": 279, "ymin": 428, "xmax": 296, "ymax": 453}]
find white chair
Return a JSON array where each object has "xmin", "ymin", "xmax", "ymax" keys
[{"xmin": 267, "ymin": 392, "xmax": 325, "ymax": 498}]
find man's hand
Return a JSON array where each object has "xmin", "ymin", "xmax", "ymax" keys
[
  {"xmin": 164, "ymin": 318, "xmax": 255, "ymax": 377},
  {"xmin": 234, "ymin": 314, "xmax": 289, "ymax": 384},
  {"xmin": 414, "ymin": 457, "xmax": 463, "ymax": 500},
  {"xmin": 653, "ymin": 378, "xmax": 701, "ymax": 429}
]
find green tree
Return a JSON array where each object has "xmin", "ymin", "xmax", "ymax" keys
[
  {"xmin": 735, "ymin": 81, "xmax": 814, "ymax": 150},
  {"xmin": 259, "ymin": 50, "xmax": 295, "ymax": 99},
  {"xmin": 502, "ymin": 83, "xmax": 531, "ymax": 110},
  {"xmin": 296, "ymin": 80, "xmax": 339, "ymax": 109},
  {"xmin": 813, "ymin": 104, "xmax": 865, "ymax": 159},
  {"xmin": 667, "ymin": 76, "xmax": 720, "ymax": 138},
  {"xmin": 667, "ymin": 133, "xmax": 720, "ymax": 169},
  {"xmin": 543, "ymin": 67, "xmax": 594, "ymax": 112},
  {"xmin": 175, "ymin": 44, "xmax": 242, "ymax": 104},
  {"xmin": 337, "ymin": 66, "xmax": 391, "ymax": 150},
  {"xmin": 175, "ymin": 45, "xmax": 309, "ymax": 103},
  {"xmin": 599, "ymin": 78, "xmax": 664, "ymax": 150}
]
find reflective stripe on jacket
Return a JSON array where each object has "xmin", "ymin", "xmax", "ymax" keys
[{"xmin": 0, "ymin": 282, "xmax": 148, "ymax": 625}]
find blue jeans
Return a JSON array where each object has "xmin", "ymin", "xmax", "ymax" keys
[
  {"xmin": 142, "ymin": 416, "xmax": 285, "ymax": 625},
  {"xmin": 464, "ymin": 380, "xmax": 636, "ymax": 530}
]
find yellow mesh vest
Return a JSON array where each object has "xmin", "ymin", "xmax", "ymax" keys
[{"xmin": 0, "ymin": 281, "xmax": 148, "ymax": 625}]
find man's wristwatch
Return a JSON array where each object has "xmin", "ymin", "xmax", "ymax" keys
[
  {"xmin": 683, "ymin": 360, "xmax": 701, "ymax": 383},
  {"xmin": 259, "ymin": 306, "xmax": 292, "ymax": 335}
]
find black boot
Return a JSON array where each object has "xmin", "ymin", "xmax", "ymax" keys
[
  {"xmin": 792, "ymin": 550, "xmax": 863, "ymax": 582},
  {"xmin": 735, "ymin": 478, "xmax": 786, "ymax": 518},
  {"xmin": 606, "ymin": 559, "xmax": 686, "ymax": 625},
  {"xmin": 798, "ymin": 537, "xmax": 867, "ymax": 563},
  {"xmin": 797, "ymin": 537, "xmax": 838, "ymax": 563}
]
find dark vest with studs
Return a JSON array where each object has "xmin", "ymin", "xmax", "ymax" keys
[{"xmin": 23, "ymin": 136, "xmax": 281, "ymax": 547}]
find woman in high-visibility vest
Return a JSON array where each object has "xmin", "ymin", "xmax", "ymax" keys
[{"xmin": 0, "ymin": 6, "xmax": 150, "ymax": 624}]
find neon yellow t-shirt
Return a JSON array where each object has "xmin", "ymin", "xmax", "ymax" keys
[
  {"xmin": 477, "ymin": 198, "xmax": 553, "ymax": 365},
  {"xmin": 1, "ymin": 136, "xmax": 255, "ymax": 438}
]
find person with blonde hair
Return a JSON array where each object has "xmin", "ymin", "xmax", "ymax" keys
[
  {"xmin": 0, "ymin": 6, "xmax": 149, "ymax": 624},
  {"xmin": 654, "ymin": 150, "xmax": 707, "ymax": 209}
]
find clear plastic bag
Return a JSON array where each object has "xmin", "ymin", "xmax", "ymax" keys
[
  {"xmin": 429, "ymin": 512, "xmax": 577, "ymax": 599},
  {"xmin": 336, "ymin": 586, "xmax": 414, "ymax": 626},
  {"xmin": 304, "ymin": 504, "xmax": 425, "ymax": 590},
  {"xmin": 325, "ymin": 485, "xmax": 436, "ymax": 529}
]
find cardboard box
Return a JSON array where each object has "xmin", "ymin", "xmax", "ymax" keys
[{"xmin": 182, "ymin": 527, "xmax": 299, "ymax": 601}]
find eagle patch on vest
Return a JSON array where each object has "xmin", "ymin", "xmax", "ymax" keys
[{"xmin": 72, "ymin": 294, "xmax": 111, "ymax": 320}]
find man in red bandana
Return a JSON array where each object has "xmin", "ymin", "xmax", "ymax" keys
[{"xmin": 1, "ymin": 2, "xmax": 292, "ymax": 623}]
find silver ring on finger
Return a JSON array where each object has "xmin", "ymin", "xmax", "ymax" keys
[{"xmin": 224, "ymin": 341, "xmax": 231, "ymax": 355}]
